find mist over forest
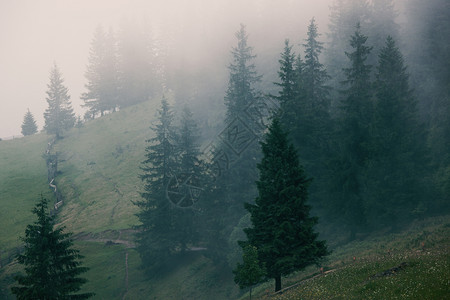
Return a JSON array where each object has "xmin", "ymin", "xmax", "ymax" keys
[{"xmin": 1, "ymin": 0, "xmax": 449, "ymax": 299}]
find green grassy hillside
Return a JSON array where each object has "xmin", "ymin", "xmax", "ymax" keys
[
  {"xmin": 0, "ymin": 133, "xmax": 53, "ymax": 254},
  {"xmin": 242, "ymin": 215, "xmax": 450, "ymax": 300},
  {"xmin": 0, "ymin": 99, "xmax": 240, "ymax": 299},
  {"xmin": 1, "ymin": 100, "xmax": 449, "ymax": 299},
  {"xmin": 52, "ymin": 102, "xmax": 154, "ymax": 234}
]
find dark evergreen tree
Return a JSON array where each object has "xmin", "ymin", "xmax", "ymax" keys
[
  {"xmin": 224, "ymin": 24, "xmax": 262, "ymax": 127},
  {"xmin": 367, "ymin": 36, "xmax": 429, "ymax": 227},
  {"xmin": 326, "ymin": 0, "xmax": 399, "ymax": 94},
  {"xmin": 171, "ymin": 105, "xmax": 204, "ymax": 251},
  {"xmin": 331, "ymin": 24, "xmax": 373, "ymax": 239},
  {"xmin": 21, "ymin": 109, "xmax": 38, "ymax": 136},
  {"xmin": 233, "ymin": 244, "xmax": 266, "ymax": 300},
  {"xmin": 135, "ymin": 97, "xmax": 179, "ymax": 274},
  {"xmin": 272, "ymin": 39, "xmax": 301, "ymax": 131},
  {"xmin": 203, "ymin": 24, "xmax": 263, "ymax": 264},
  {"xmin": 298, "ymin": 18, "xmax": 333, "ymax": 221},
  {"xmin": 43, "ymin": 64, "xmax": 75, "ymax": 139},
  {"xmin": 303, "ymin": 18, "xmax": 331, "ymax": 117},
  {"xmin": 82, "ymin": 25, "xmax": 119, "ymax": 117},
  {"xmin": 177, "ymin": 106, "xmax": 203, "ymax": 176},
  {"xmin": 11, "ymin": 195, "xmax": 93, "ymax": 299},
  {"xmin": 326, "ymin": 0, "xmax": 371, "ymax": 92},
  {"xmin": 243, "ymin": 118, "xmax": 328, "ymax": 292}
]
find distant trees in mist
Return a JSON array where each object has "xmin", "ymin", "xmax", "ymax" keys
[
  {"xmin": 43, "ymin": 64, "xmax": 75, "ymax": 139},
  {"xmin": 21, "ymin": 109, "xmax": 38, "ymax": 136},
  {"xmin": 135, "ymin": 97, "xmax": 204, "ymax": 275},
  {"xmin": 82, "ymin": 21, "xmax": 163, "ymax": 119}
]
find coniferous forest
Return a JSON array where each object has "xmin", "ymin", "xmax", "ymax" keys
[{"xmin": 1, "ymin": 0, "xmax": 449, "ymax": 299}]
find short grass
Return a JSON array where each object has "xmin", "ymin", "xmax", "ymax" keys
[
  {"xmin": 0, "ymin": 97, "xmax": 242, "ymax": 299},
  {"xmin": 244, "ymin": 215, "xmax": 450, "ymax": 300},
  {"xmin": 0, "ymin": 133, "xmax": 54, "ymax": 254},
  {"xmin": 53, "ymin": 100, "xmax": 160, "ymax": 234}
]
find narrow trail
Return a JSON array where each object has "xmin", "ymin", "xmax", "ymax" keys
[
  {"xmin": 74, "ymin": 230, "xmax": 137, "ymax": 248},
  {"xmin": 45, "ymin": 138, "xmax": 64, "ymax": 214}
]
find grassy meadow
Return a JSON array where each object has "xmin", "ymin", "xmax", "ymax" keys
[{"xmin": 241, "ymin": 215, "xmax": 450, "ymax": 300}]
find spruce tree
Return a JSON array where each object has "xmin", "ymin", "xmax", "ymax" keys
[
  {"xmin": 300, "ymin": 18, "xmax": 332, "ymax": 204},
  {"xmin": 21, "ymin": 109, "xmax": 38, "ymax": 136},
  {"xmin": 82, "ymin": 25, "xmax": 119, "ymax": 117},
  {"xmin": 204, "ymin": 24, "xmax": 263, "ymax": 264},
  {"xmin": 171, "ymin": 105, "xmax": 204, "ymax": 251},
  {"xmin": 326, "ymin": 0, "xmax": 371, "ymax": 91},
  {"xmin": 243, "ymin": 118, "xmax": 328, "ymax": 292},
  {"xmin": 303, "ymin": 18, "xmax": 331, "ymax": 117},
  {"xmin": 43, "ymin": 64, "xmax": 75, "ymax": 138},
  {"xmin": 272, "ymin": 39, "xmax": 301, "ymax": 131},
  {"xmin": 367, "ymin": 36, "xmax": 428, "ymax": 227},
  {"xmin": 11, "ymin": 195, "xmax": 93, "ymax": 299},
  {"xmin": 221, "ymin": 24, "xmax": 263, "ymax": 199},
  {"xmin": 135, "ymin": 97, "xmax": 179, "ymax": 274},
  {"xmin": 331, "ymin": 24, "xmax": 373, "ymax": 239}
]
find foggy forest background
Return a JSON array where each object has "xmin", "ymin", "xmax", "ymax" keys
[{"xmin": 1, "ymin": 0, "xmax": 449, "ymax": 298}]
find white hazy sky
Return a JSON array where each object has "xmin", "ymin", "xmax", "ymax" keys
[{"xmin": 0, "ymin": 0, "xmax": 332, "ymax": 139}]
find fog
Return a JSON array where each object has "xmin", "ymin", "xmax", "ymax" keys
[{"xmin": 0, "ymin": 0, "xmax": 332, "ymax": 138}]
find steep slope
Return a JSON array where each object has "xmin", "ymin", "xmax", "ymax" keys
[
  {"xmin": 52, "ymin": 101, "xmax": 157, "ymax": 234},
  {"xmin": 0, "ymin": 100, "xmax": 241, "ymax": 299},
  {"xmin": 0, "ymin": 133, "xmax": 52, "ymax": 256}
]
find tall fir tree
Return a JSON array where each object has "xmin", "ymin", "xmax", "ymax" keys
[
  {"xmin": 243, "ymin": 118, "xmax": 328, "ymax": 292},
  {"xmin": 298, "ymin": 18, "xmax": 333, "ymax": 220},
  {"xmin": 117, "ymin": 19, "xmax": 158, "ymax": 107},
  {"xmin": 224, "ymin": 24, "xmax": 262, "ymax": 127},
  {"xmin": 366, "ymin": 36, "xmax": 429, "ymax": 228},
  {"xmin": 171, "ymin": 105, "xmax": 204, "ymax": 251},
  {"xmin": 43, "ymin": 64, "xmax": 75, "ymax": 138},
  {"xmin": 135, "ymin": 97, "xmax": 180, "ymax": 274},
  {"xmin": 11, "ymin": 195, "xmax": 93, "ymax": 299},
  {"xmin": 272, "ymin": 39, "xmax": 301, "ymax": 131},
  {"xmin": 21, "ymin": 109, "xmax": 38, "ymax": 136},
  {"xmin": 331, "ymin": 24, "xmax": 373, "ymax": 239},
  {"xmin": 303, "ymin": 18, "xmax": 331, "ymax": 118},
  {"xmin": 82, "ymin": 25, "xmax": 119, "ymax": 118},
  {"xmin": 326, "ymin": 0, "xmax": 371, "ymax": 92},
  {"xmin": 204, "ymin": 24, "xmax": 263, "ymax": 264}
]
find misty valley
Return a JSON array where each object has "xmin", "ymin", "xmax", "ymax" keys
[{"xmin": 0, "ymin": 0, "xmax": 449, "ymax": 299}]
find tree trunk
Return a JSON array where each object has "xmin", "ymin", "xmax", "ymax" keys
[
  {"xmin": 249, "ymin": 287, "xmax": 252, "ymax": 300},
  {"xmin": 275, "ymin": 275, "xmax": 282, "ymax": 292}
]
